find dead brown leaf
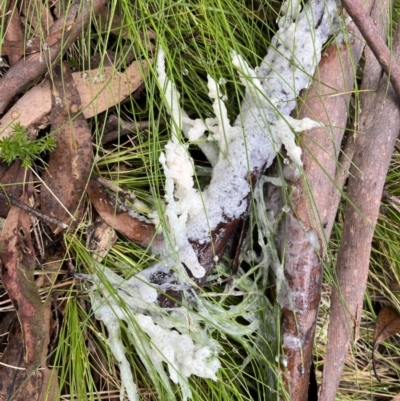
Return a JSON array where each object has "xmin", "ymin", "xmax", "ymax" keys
[
  {"xmin": 73, "ymin": 59, "xmax": 153, "ymax": 118},
  {"xmin": 0, "ymin": 81, "xmax": 52, "ymax": 141},
  {"xmin": 0, "ymin": 160, "xmax": 26, "ymax": 218},
  {"xmin": 40, "ymin": 62, "xmax": 93, "ymax": 233},
  {"xmin": 0, "ymin": 0, "xmax": 109, "ymax": 115},
  {"xmin": 0, "ymin": 318, "xmax": 59, "ymax": 401},
  {"xmin": 5, "ymin": 0, "xmax": 24, "ymax": 65},
  {"xmin": 0, "ymin": 190, "xmax": 45, "ymax": 369},
  {"xmin": 0, "ymin": 186, "xmax": 59, "ymax": 399},
  {"xmin": 0, "ymin": 59, "xmax": 151, "ymax": 141},
  {"xmin": 86, "ymin": 215, "xmax": 118, "ymax": 262},
  {"xmin": 372, "ymin": 306, "xmax": 400, "ymax": 382},
  {"xmin": 86, "ymin": 178, "xmax": 157, "ymax": 247},
  {"xmin": 0, "ymin": 321, "xmax": 43, "ymax": 401}
]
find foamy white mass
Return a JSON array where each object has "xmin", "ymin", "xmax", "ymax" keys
[
  {"xmin": 88, "ymin": 1, "xmax": 340, "ymax": 400},
  {"xmin": 171, "ymin": 0, "xmax": 335, "ymax": 248}
]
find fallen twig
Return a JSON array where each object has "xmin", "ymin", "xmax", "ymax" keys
[
  {"xmin": 101, "ymin": 120, "xmax": 151, "ymax": 144},
  {"xmin": 328, "ymin": 0, "xmax": 390, "ymax": 239},
  {"xmin": 319, "ymin": 3, "xmax": 400, "ymax": 400},
  {"xmin": 0, "ymin": 190, "xmax": 67, "ymax": 230},
  {"xmin": 279, "ymin": 3, "xmax": 372, "ymax": 396},
  {"xmin": 341, "ymin": 0, "xmax": 400, "ymax": 101}
]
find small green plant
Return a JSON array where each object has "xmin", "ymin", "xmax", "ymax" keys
[{"xmin": 0, "ymin": 123, "xmax": 56, "ymax": 168}]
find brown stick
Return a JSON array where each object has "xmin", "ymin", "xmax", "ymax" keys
[
  {"xmin": 327, "ymin": 0, "xmax": 391, "ymax": 240},
  {"xmin": 102, "ymin": 120, "xmax": 151, "ymax": 144},
  {"xmin": 319, "ymin": 5, "xmax": 400, "ymax": 401},
  {"xmin": 0, "ymin": 0, "xmax": 109, "ymax": 114},
  {"xmin": 341, "ymin": 0, "xmax": 400, "ymax": 101},
  {"xmin": 0, "ymin": 190, "xmax": 67, "ymax": 229},
  {"xmin": 279, "ymin": 2, "xmax": 375, "ymax": 399}
]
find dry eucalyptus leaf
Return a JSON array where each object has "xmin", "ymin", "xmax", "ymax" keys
[
  {"xmin": 0, "ymin": 318, "xmax": 59, "ymax": 401},
  {"xmin": 0, "ymin": 59, "xmax": 151, "ymax": 139},
  {"xmin": 72, "ymin": 59, "xmax": 153, "ymax": 118},
  {"xmin": 0, "ymin": 80, "xmax": 52, "ymax": 140},
  {"xmin": 40, "ymin": 62, "xmax": 93, "ymax": 233},
  {"xmin": 372, "ymin": 306, "xmax": 400, "ymax": 381}
]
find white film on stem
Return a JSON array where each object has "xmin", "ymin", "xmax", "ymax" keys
[{"xmin": 88, "ymin": 1, "xmax": 340, "ymax": 400}]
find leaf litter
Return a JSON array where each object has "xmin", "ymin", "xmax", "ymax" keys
[
  {"xmin": 0, "ymin": 1, "xmax": 153, "ymax": 398},
  {"xmin": 0, "ymin": 184, "xmax": 59, "ymax": 400}
]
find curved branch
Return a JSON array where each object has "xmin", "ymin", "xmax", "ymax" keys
[
  {"xmin": 341, "ymin": 0, "xmax": 400, "ymax": 100},
  {"xmin": 319, "ymin": 3, "xmax": 400, "ymax": 400}
]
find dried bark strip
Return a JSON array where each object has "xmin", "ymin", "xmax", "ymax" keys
[
  {"xmin": 341, "ymin": 0, "xmax": 400, "ymax": 101},
  {"xmin": 0, "ymin": 0, "xmax": 109, "ymax": 114},
  {"xmin": 280, "ymin": 2, "xmax": 374, "ymax": 399},
  {"xmin": 319, "ymin": 10, "xmax": 400, "ymax": 401},
  {"xmin": 332, "ymin": 0, "xmax": 390, "ymax": 237},
  {"xmin": 40, "ymin": 62, "xmax": 93, "ymax": 233}
]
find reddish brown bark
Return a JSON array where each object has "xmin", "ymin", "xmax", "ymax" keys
[
  {"xmin": 332, "ymin": 0, "xmax": 387, "ymax": 222},
  {"xmin": 280, "ymin": 2, "xmax": 374, "ymax": 399},
  {"xmin": 341, "ymin": 0, "xmax": 400, "ymax": 101},
  {"xmin": 319, "ymin": 5, "xmax": 400, "ymax": 401}
]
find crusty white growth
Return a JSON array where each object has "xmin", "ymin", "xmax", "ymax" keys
[
  {"xmin": 185, "ymin": 0, "xmax": 337, "ymax": 245},
  {"xmin": 156, "ymin": 47, "xmax": 181, "ymax": 139},
  {"xmin": 206, "ymin": 75, "xmax": 241, "ymax": 154},
  {"xmin": 86, "ymin": 263, "xmax": 225, "ymax": 401},
  {"xmin": 283, "ymin": 333, "xmax": 302, "ymax": 350},
  {"xmin": 157, "ymin": 48, "xmax": 205, "ymax": 279},
  {"xmin": 136, "ymin": 313, "xmax": 220, "ymax": 383},
  {"xmin": 272, "ymin": 115, "xmax": 323, "ymax": 167},
  {"xmin": 159, "ymin": 150, "xmax": 205, "ymax": 279},
  {"xmin": 259, "ymin": 0, "xmax": 338, "ymax": 114}
]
